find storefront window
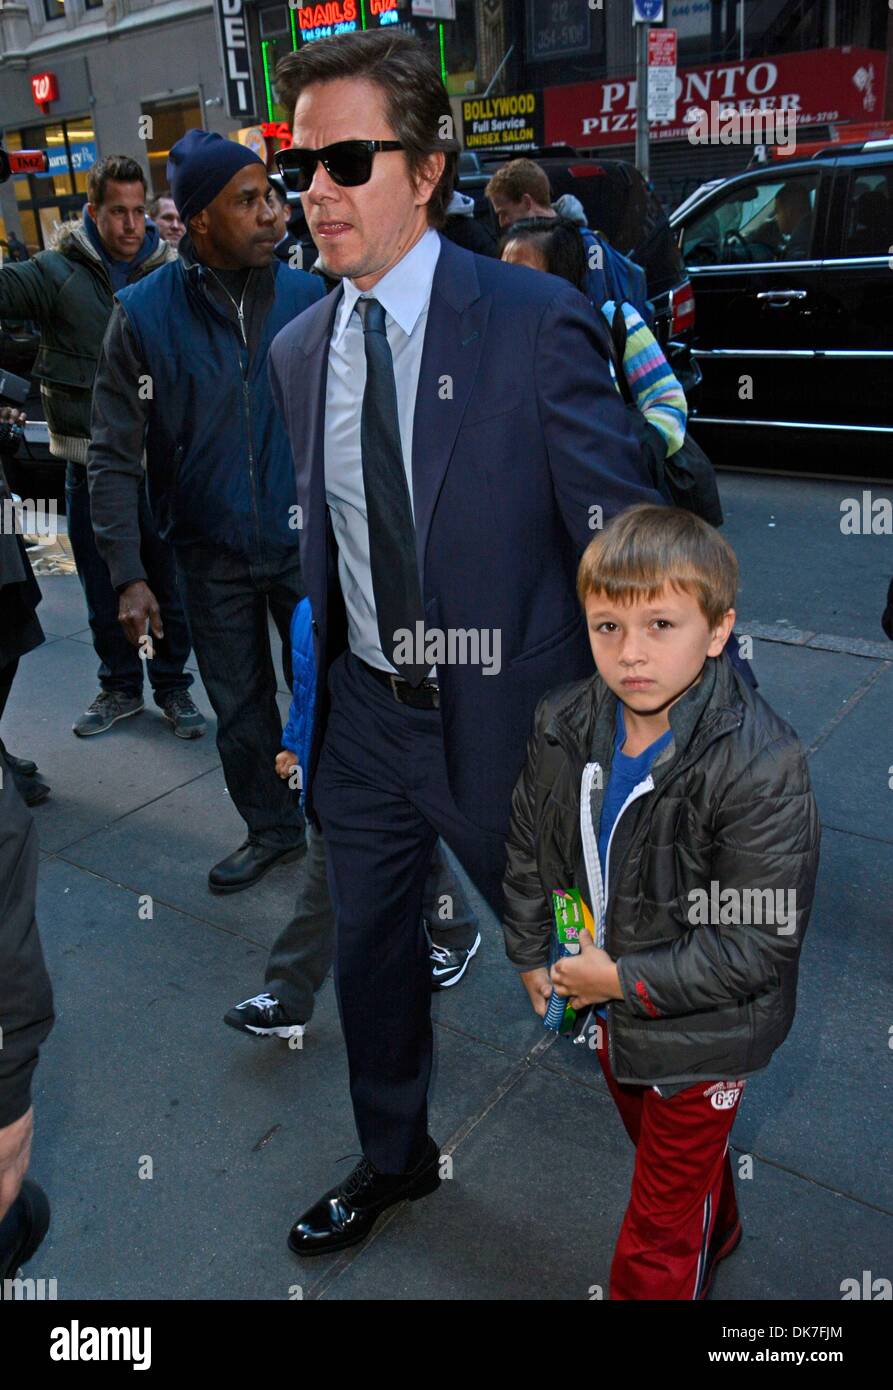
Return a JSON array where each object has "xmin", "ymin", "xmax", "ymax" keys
[
  {"xmin": 3, "ymin": 119, "xmax": 95, "ymax": 250},
  {"xmin": 140, "ymin": 96, "xmax": 203, "ymax": 195}
]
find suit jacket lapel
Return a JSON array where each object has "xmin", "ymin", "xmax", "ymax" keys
[
  {"xmin": 292, "ymin": 283, "xmax": 343, "ymax": 630},
  {"xmin": 412, "ymin": 238, "xmax": 489, "ymax": 578}
]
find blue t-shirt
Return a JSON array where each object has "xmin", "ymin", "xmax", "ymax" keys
[
  {"xmin": 597, "ymin": 703, "xmax": 672, "ymax": 881},
  {"xmin": 593, "ymin": 703, "xmax": 672, "ymax": 1019}
]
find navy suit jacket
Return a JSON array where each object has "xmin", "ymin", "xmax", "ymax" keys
[{"xmin": 268, "ymin": 235, "xmax": 661, "ymax": 835}]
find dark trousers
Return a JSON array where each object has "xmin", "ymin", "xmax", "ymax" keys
[
  {"xmin": 265, "ymin": 826, "xmax": 480, "ymax": 1023},
  {"xmin": 0, "ymin": 658, "xmax": 17, "ymax": 722},
  {"xmin": 314, "ymin": 650, "xmax": 507, "ymax": 1173},
  {"xmin": 65, "ymin": 462, "xmax": 193, "ymax": 703},
  {"xmin": 173, "ymin": 547, "xmax": 305, "ymax": 849}
]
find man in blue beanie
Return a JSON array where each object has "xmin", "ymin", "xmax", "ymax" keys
[{"xmin": 88, "ymin": 130, "xmax": 326, "ymax": 892}]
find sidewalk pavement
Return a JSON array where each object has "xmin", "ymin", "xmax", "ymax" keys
[{"xmin": 4, "ymin": 470, "xmax": 892, "ymax": 1300}]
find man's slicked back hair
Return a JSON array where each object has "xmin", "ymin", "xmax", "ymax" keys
[
  {"xmin": 87, "ymin": 155, "xmax": 146, "ymax": 208},
  {"xmin": 275, "ymin": 30, "xmax": 459, "ymax": 229}
]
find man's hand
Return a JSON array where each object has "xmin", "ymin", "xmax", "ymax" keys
[
  {"xmin": 551, "ymin": 930, "xmax": 623, "ymax": 1010},
  {"xmin": 0, "ymin": 1107, "xmax": 33, "ymax": 1224},
  {"xmin": 275, "ymin": 750, "xmax": 299, "ymax": 781},
  {"xmin": 118, "ymin": 580, "xmax": 163, "ymax": 648},
  {"xmin": 520, "ymin": 966, "xmax": 553, "ymax": 1018}
]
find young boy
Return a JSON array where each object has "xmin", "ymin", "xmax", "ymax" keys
[{"xmin": 503, "ymin": 504, "xmax": 820, "ymax": 1300}]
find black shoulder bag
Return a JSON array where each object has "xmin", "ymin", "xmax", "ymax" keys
[{"xmin": 609, "ymin": 302, "xmax": 724, "ymax": 528}]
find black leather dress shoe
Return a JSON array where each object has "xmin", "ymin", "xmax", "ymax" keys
[
  {"xmin": 0, "ymin": 748, "xmax": 38, "ymax": 777},
  {"xmin": 288, "ymin": 1137, "xmax": 441, "ymax": 1257},
  {"xmin": 208, "ymin": 837, "xmax": 306, "ymax": 894},
  {"xmin": 0, "ymin": 1179, "xmax": 51, "ymax": 1280}
]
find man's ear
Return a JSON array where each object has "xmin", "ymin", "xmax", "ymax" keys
[
  {"xmin": 412, "ymin": 151, "xmax": 445, "ymax": 209},
  {"xmin": 189, "ymin": 209, "xmax": 207, "ymax": 238}
]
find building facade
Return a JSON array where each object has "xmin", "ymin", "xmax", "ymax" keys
[{"xmin": 0, "ymin": 0, "xmax": 482, "ymax": 253}]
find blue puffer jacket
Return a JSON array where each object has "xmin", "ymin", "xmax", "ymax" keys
[
  {"xmin": 116, "ymin": 254, "xmax": 324, "ymax": 567},
  {"xmin": 281, "ymin": 596, "xmax": 316, "ymax": 806}
]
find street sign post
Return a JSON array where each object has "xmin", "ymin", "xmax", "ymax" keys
[{"xmin": 647, "ymin": 27, "xmax": 677, "ymax": 122}]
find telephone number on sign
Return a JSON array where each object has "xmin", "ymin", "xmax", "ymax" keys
[{"xmin": 535, "ymin": 25, "xmax": 586, "ymax": 52}]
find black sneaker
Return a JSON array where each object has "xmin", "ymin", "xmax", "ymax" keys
[
  {"xmin": 72, "ymin": 690, "xmax": 143, "ymax": 736},
  {"xmin": 430, "ymin": 931, "xmax": 481, "ymax": 990},
  {"xmin": 224, "ymin": 992, "xmax": 306, "ymax": 1040},
  {"xmin": 159, "ymin": 690, "xmax": 206, "ymax": 739}
]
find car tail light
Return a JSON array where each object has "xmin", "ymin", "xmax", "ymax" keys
[
  {"xmin": 568, "ymin": 164, "xmax": 606, "ymax": 177},
  {"xmin": 670, "ymin": 280, "xmax": 696, "ymax": 335}
]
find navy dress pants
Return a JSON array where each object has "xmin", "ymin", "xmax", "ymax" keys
[{"xmin": 314, "ymin": 650, "xmax": 507, "ymax": 1174}]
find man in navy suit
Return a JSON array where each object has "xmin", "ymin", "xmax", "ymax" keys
[{"xmin": 268, "ymin": 30, "xmax": 661, "ymax": 1256}]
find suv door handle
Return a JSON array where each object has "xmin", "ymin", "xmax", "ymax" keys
[{"xmin": 756, "ymin": 289, "xmax": 808, "ymax": 303}]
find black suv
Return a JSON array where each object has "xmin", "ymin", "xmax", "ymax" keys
[{"xmin": 671, "ymin": 146, "xmax": 893, "ymax": 477}]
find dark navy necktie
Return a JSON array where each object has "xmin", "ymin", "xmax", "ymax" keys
[{"xmin": 359, "ymin": 297, "xmax": 428, "ymax": 686}]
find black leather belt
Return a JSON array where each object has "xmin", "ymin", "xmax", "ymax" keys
[{"xmin": 358, "ymin": 658, "xmax": 440, "ymax": 709}]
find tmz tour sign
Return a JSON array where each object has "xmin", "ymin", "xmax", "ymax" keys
[
  {"xmin": 461, "ymin": 92, "xmax": 543, "ymax": 153},
  {"xmin": 544, "ymin": 47, "xmax": 888, "ymax": 147}
]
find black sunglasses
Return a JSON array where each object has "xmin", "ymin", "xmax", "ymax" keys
[{"xmin": 275, "ymin": 140, "xmax": 405, "ymax": 194}]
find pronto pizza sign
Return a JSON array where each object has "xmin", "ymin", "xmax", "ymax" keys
[{"xmin": 545, "ymin": 47, "xmax": 887, "ymax": 147}]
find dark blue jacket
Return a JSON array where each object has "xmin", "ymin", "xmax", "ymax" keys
[
  {"xmin": 269, "ymin": 235, "xmax": 662, "ymax": 833},
  {"xmin": 116, "ymin": 255, "xmax": 324, "ymax": 567}
]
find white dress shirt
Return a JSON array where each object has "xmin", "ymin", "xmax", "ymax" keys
[{"xmin": 324, "ymin": 226, "xmax": 441, "ymax": 675}]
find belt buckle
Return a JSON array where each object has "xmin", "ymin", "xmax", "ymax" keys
[{"xmin": 388, "ymin": 673, "xmax": 403, "ymax": 702}]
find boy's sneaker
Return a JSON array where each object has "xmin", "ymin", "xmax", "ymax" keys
[
  {"xmin": 430, "ymin": 931, "xmax": 481, "ymax": 990},
  {"xmin": 73, "ymin": 690, "xmax": 143, "ymax": 736},
  {"xmin": 224, "ymin": 993, "xmax": 306, "ymax": 1040},
  {"xmin": 698, "ymin": 1220, "xmax": 743, "ymax": 1300},
  {"xmin": 158, "ymin": 690, "xmax": 206, "ymax": 739}
]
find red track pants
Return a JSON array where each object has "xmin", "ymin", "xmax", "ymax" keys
[{"xmin": 596, "ymin": 1016, "xmax": 746, "ymax": 1300}]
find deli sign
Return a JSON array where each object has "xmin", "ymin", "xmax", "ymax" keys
[
  {"xmin": 213, "ymin": 0, "xmax": 258, "ymax": 122},
  {"xmin": 545, "ymin": 47, "xmax": 887, "ymax": 147}
]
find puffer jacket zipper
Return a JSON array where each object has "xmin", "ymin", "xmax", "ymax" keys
[
  {"xmin": 195, "ymin": 267, "xmax": 265, "ymax": 565},
  {"xmin": 601, "ymin": 714, "xmax": 742, "ymax": 1074},
  {"xmin": 578, "ymin": 766, "xmax": 655, "ymax": 1072}
]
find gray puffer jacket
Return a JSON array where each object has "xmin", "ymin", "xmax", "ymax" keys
[{"xmin": 503, "ymin": 654, "xmax": 821, "ymax": 1086}]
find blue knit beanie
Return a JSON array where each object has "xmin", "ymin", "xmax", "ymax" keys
[{"xmin": 167, "ymin": 129, "xmax": 263, "ymax": 226}]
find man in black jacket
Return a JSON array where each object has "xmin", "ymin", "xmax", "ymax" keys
[
  {"xmin": 88, "ymin": 131, "xmax": 325, "ymax": 893},
  {"xmin": 0, "ymin": 751, "xmax": 54, "ymax": 1277}
]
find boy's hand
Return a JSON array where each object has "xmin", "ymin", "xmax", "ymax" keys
[
  {"xmin": 551, "ymin": 931, "xmax": 623, "ymax": 1009},
  {"xmin": 275, "ymin": 750, "xmax": 298, "ymax": 781},
  {"xmin": 520, "ymin": 967, "xmax": 553, "ymax": 1018}
]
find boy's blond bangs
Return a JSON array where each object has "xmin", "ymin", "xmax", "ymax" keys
[{"xmin": 576, "ymin": 505, "xmax": 738, "ymax": 629}]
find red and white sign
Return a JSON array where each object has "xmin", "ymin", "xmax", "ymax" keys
[
  {"xmin": 647, "ymin": 28, "xmax": 677, "ymax": 122},
  {"xmin": 545, "ymin": 47, "xmax": 887, "ymax": 147},
  {"xmin": 31, "ymin": 71, "xmax": 59, "ymax": 111}
]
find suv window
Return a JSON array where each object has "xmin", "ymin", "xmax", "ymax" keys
[
  {"xmin": 682, "ymin": 173, "xmax": 821, "ymax": 267},
  {"xmin": 841, "ymin": 166, "xmax": 893, "ymax": 258}
]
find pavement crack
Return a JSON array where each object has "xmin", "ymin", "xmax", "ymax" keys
[{"xmin": 803, "ymin": 660, "xmax": 891, "ymax": 759}]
